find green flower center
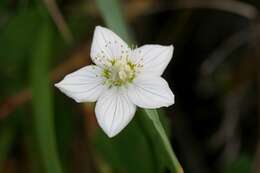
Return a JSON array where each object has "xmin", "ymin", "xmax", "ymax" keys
[{"xmin": 102, "ymin": 59, "xmax": 136, "ymax": 87}]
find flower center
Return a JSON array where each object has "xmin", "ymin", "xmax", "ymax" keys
[{"xmin": 102, "ymin": 59, "xmax": 136, "ymax": 87}]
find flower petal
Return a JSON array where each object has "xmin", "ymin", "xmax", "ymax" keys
[
  {"xmin": 95, "ymin": 87, "xmax": 136, "ymax": 138},
  {"xmin": 55, "ymin": 65, "xmax": 105, "ymax": 103},
  {"xmin": 90, "ymin": 26, "xmax": 130, "ymax": 67},
  {"xmin": 128, "ymin": 75, "xmax": 174, "ymax": 109},
  {"xmin": 131, "ymin": 45, "xmax": 174, "ymax": 75}
]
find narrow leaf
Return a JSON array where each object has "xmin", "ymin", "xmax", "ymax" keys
[{"xmin": 30, "ymin": 20, "xmax": 63, "ymax": 173}]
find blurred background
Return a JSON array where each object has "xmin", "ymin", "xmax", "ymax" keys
[{"xmin": 0, "ymin": 0, "xmax": 259, "ymax": 173}]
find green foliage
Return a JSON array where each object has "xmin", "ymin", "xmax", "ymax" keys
[
  {"xmin": 0, "ymin": 9, "xmax": 43, "ymax": 95},
  {"xmin": 95, "ymin": 0, "xmax": 133, "ymax": 43},
  {"xmin": 30, "ymin": 18, "xmax": 63, "ymax": 173},
  {"xmin": 54, "ymin": 96, "xmax": 77, "ymax": 173},
  {"xmin": 94, "ymin": 118, "xmax": 158, "ymax": 173},
  {"xmin": 143, "ymin": 109, "xmax": 182, "ymax": 173},
  {"xmin": 0, "ymin": 9, "xmax": 41, "ymax": 67}
]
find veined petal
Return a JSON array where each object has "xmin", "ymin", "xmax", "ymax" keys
[
  {"xmin": 55, "ymin": 65, "xmax": 105, "ymax": 103},
  {"xmin": 95, "ymin": 87, "xmax": 136, "ymax": 138},
  {"xmin": 131, "ymin": 45, "xmax": 174, "ymax": 76},
  {"xmin": 127, "ymin": 75, "xmax": 174, "ymax": 109},
  {"xmin": 90, "ymin": 26, "xmax": 130, "ymax": 67}
]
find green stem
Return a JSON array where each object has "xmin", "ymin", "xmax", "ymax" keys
[{"xmin": 144, "ymin": 109, "xmax": 183, "ymax": 173}]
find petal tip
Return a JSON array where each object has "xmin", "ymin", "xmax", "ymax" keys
[
  {"xmin": 74, "ymin": 98, "xmax": 83, "ymax": 103},
  {"xmin": 95, "ymin": 25, "xmax": 102, "ymax": 30},
  {"xmin": 54, "ymin": 82, "xmax": 61, "ymax": 88},
  {"xmin": 98, "ymin": 120, "xmax": 122, "ymax": 138},
  {"xmin": 106, "ymin": 131, "xmax": 118, "ymax": 138},
  {"xmin": 95, "ymin": 25, "xmax": 107, "ymax": 32},
  {"xmin": 165, "ymin": 45, "xmax": 174, "ymax": 55},
  {"xmin": 165, "ymin": 93, "xmax": 175, "ymax": 107},
  {"xmin": 168, "ymin": 45, "xmax": 174, "ymax": 53},
  {"xmin": 166, "ymin": 100, "xmax": 175, "ymax": 107},
  {"xmin": 99, "ymin": 123, "xmax": 120, "ymax": 138}
]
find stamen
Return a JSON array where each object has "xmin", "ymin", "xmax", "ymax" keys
[{"xmin": 101, "ymin": 58, "xmax": 138, "ymax": 87}]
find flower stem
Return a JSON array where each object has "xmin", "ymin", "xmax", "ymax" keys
[{"xmin": 144, "ymin": 109, "xmax": 183, "ymax": 173}]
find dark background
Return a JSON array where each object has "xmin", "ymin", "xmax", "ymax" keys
[{"xmin": 0, "ymin": 0, "xmax": 259, "ymax": 173}]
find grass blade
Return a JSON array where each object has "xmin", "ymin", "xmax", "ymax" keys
[{"xmin": 30, "ymin": 20, "xmax": 63, "ymax": 173}]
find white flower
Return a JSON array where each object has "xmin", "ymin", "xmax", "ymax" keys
[{"xmin": 55, "ymin": 26, "xmax": 175, "ymax": 137}]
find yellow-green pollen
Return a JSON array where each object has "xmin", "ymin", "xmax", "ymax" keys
[{"xmin": 102, "ymin": 59, "xmax": 136, "ymax": 87}]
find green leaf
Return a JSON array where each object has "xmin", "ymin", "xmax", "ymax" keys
[{"xmin": 30, "ymin": 19, "xmax": 63, "ymax": 173}]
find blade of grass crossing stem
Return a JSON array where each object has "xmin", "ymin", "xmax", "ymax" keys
[
  {"xmin": 144, "ymin": 109, "xmax": 183, "ymax": 173},
  {"xmin": 0, "ymin": 125, "xmax": 14, "ymax": 172},
  {"xmin": 95, "ymin": 0, "xmax": 133, "ymax": 43},
  {"xmin": 95, "ymin": 0, "xmax": 183, "ymax": 172},
  {"xmin": 30, "ymin": 20, "xmax": 63, "ymax": 173}
]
